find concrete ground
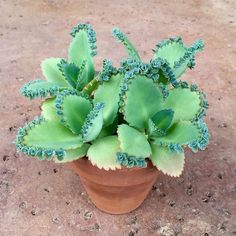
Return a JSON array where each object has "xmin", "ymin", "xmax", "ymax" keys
[{"xmin": 0, "ymin": 0, "xmax": 236, "ymax": 235}]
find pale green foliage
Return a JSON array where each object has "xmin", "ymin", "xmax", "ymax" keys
[
  {"xmin": 68, "ymin": 24, "xmax": 96, "ymax": 83},
  {"xmin": 112, "ymin": 28, "xmax": 141, "ymax": 61},
  {"xmin": 55, "ymin": 144, "xmax": 90, "ymax": 163},
  {"xmin": 153, "ymin": 37, "xmax": 204, "ymax": 78},
  {"xmin": 55, "ymin": 92, "xmax": 92, "ymax": 134},
  {"xmin": 16, "ymin": 23, "xmax": 209, "ymax": 177},
  {"xmin": 123, "ymin": 75, "xmax": 163, "ymax": 129},
  {"xmin": 41, "ymin": 58, "xmax": 70, "ymax": 87},
  {"xmin": 163, "ymin": 87, "xmax": 201, "ymax": 123},
  {"xmin": 150, "ymin": 143, "xmax": 185, "ymax": 177},
  {"xmin": 41, "ymin": 98, "xmax": 59, "ymax": 122},
  {"xmin": 94, "ymin": 74, "xmax": 122, "ymax": 126},
  {"xmin": 117, "ymin": 124, "xmax": 151, "ymax": 158},
  {"xmin": 24, "ymin": 120, "xmax": 83, "ymax": 149},
  {"xmin": 152, "ymin": 121, "xmax": 200, "ymax": 145},
  {"xmin": 87, "ymin": 136, "xmax": 121, "ymax": 170}
]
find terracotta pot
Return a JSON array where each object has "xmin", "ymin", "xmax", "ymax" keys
[{"xmin": 67, "ymin": 158, "xmax": 158, "ymax": 214}]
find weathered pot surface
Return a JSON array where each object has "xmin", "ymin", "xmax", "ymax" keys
[{"xmin": 67, "ymin": 157, "xmax": 159, "ymax": 214}]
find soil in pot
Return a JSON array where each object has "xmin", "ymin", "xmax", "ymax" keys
[{"xmin": 67, "ymin": 158, "xmax": 159, "ymax": 214}]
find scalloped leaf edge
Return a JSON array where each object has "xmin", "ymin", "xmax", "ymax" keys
[
  {"xmin": 14, "ymin": 116, "xmax": 65, "ymax": 160},
  {"xmin": 20, "ymin": 80, "xmax": 60, "ymax": 99},
  {"xmin": 55, "ymin": 89, "xmax": 91, "ymax": 126},
  {"xmin": 70, "ymin": 23, "xmax": 97, "ymax": 56}
]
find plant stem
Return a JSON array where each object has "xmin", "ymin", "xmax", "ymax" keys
[{"xmin": 83, "ymin": 77, "xmax": 99, "ymax": 95}]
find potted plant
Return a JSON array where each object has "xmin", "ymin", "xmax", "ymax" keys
[{"xmin": 15, "ymin": 23, "xmax": 209, "ymax": 214}]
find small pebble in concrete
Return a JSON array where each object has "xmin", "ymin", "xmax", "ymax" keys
[
  {"xmin": 202, "ymin": 191, "xmax": 214, "ymax": 203},
  {"xmin": 159, "ymin": 225, "xmax": 175, "ymax": 236},
  {"xmin": 222, "ymin": 208, "xmax": 231, "ymax": 217},
  {"xmin": 218, "ymin": 122, "xmax": 227, "ymax": 128},
  {"xmin": 79, "ymin": 223, "xmax": 100, "ymax": 232},
  {"xmin": 126, "ymin": 216, "xmax": 137, "ymax": 225},
  {"xmin": 202, "ymin": 197, "xmax": 209, "ymax": 203},
  {"xmin": 14, "ymin": 153, "xmax": 19, "ymax": 158},
  {"xmin": 186, "ymin": 188, "xmax": 193, "ymax": 196},
  {"xmin": 74, "ymin": 209, "xmax": 80, "ymax": 214},
  {"xmin": 205, "ymin": 191, "xmax": 213, "ymax": 198},
  {"xmin": 94, "ymin": 223, "xmax": 100, "ymax": 230},
  {"xmin": 3, "ymin": 155, "xmax": 9, "ymax": 161},
  {"xmin": 177, "ymin": 177, "xmax": 185, "ymax": 184},
  {"xmin": 44, "ymin": 188, "xmax": 49, "ymax": 193},
  {"xmin": 128, "ymin": 230, "xmax": 136, "ymax": 236},
  {"xmin": 84, "ymin": 211, "xmax": 92, "ymax": 220},
  {"xmin": 128, "ymin": 228, "xmax": 139, "ymax": 236},
  {"xmin": 155, "ymin": 188, "xmax": 166, "ymax": 197},
  {"xmin": 19, "ymin": 201, "xmax": 27, "ymax": 209},
  {"xmin": 9, "ymin": 126, "xmax": 17, "ymax": 132},
  {"xmin": 31, "ymin": 208, "xmax": 39, "ymax": 216},
  {"xmin": 217, "ymin": 173, "xmax": 223, "ymax": 179},
  {"xmin": 186, "ymin": 183, "xmax": 193, "ymax": 196},
  {"xmin": 151, "ymin": 221, "xmax": 161, "ymax": 231},
  {"xmin": 52, "ymin": 217, "xmax": 60, "ymax": 224},
  {"xmin": 192, "ymin": 208, "xmax": 200, "ymax": 215},
  {"xmin": 168, "ymin": 200, "xmax": 175, "ymax": 207},
  {"xmin": 152, "ymin": 185, "xmax": 157, "ymax": 190},
  {"xmin": 231, "ymin": 186, "xmax": 236, "ymax": 195},
  {"xmin": 176, "ymin": 215, "xmax": 184, "ymax": 222},
  {"xmin": 218, "ymin": 221, "xmax": 227, "ymax": 233}
]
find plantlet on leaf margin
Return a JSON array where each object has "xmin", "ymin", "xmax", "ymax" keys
[{"xmin": 15, "ymin": 23, "xmax": 209, "ymax": 177}]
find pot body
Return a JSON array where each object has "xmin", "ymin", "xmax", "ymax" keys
[{"xmin": 68, "ymin": 158, "xmax": 158, "ymax": 214}]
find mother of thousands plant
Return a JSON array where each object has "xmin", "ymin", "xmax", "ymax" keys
[{"xmin": 15, "ymin": 23, "xmax": 209, "ymax": 177}]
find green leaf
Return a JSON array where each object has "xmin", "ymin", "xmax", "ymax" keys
[
  {"xmin": 20, "ymin": 80, "xmax": 61, "ymax": 99},
  {"xmin": 76, "ymin": 60, "xmax": 88, "ymax": 90},
  {"xmin": 56, "ymin": 92, "xmax": 92, "ymax": 134},
  {"xmin": 87, "ymin": 136, "xmax": 121, "ymax": 170},
  {"xmin": 81, "ymin": 103, "xmax": 104, "ymax": 142},
  {"xmin": 154, "ymin": 38, "xmax": 186, "ymax": 67},
  {"xmin": 23, "ymin": 121, "xmax": 83, "ymax": 149},
  {"xmin": 150, "ymin": 143, "xmax": 185, "ymax": 177},
  {"xmin": 112, "ymin": 28, "xmax": 141, "ymax": 61},
  {"xmin": 147, "ymin": 119, "xmax": 158, "ymax": 136},
  {"xmin": 174, "ymin": 40, "xmax": 204, "ymax": 78},
  {"xmin": 163, "ymin": 87, "xmax": 201, "ymax": 123},
  {"xmin": 15, "ymin": 117, "xmax": 65, "ymax": 160},
  {"xmin": 97, "ymin": 116, "xmax": 118, "ymax": 139},
  {"xmin": 152, "ymin": 120, "xmax": 200, "ymax": 145},
  {"xmin": 117, "ymin": 124, "xmax": 151, "ymax": 158},
  {"xmin": 58, "ymin": 59, "xmax": 80, "ymax": 88},
  {"xmin": 94, "ymin": 74, "xmax": 122, "ymax": 126},
  {"xmin": 153, "ymin": 37, "xmax": 204, "ymax": 78},
  {"xmin": 68, "ymin": 30, "xmax": 95, "ymax": 82},
  {"xmin": 41, "ymin": 58, "xmax": 70, "ymax": 87},
  {"xmin": 41, "ymin": 98, "xmax": 60, "ymax": 122},
  {"xmin": 54, "ymin": 144, "xmax": 89, "ymax": 163},
  {"xmin": 151, "ymin": 109, "xmax": 174, "ymax": 130},
  {"xmin": 124, "ymin": 75, "xmax": 163, "ymax": 129}
]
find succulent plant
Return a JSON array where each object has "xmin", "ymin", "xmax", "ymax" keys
[{"xmin": 15, "ymin": 23, "xmax": 209, "ymax": 177}]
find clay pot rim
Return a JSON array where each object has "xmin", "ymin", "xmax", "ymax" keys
[
  {"xmin": 79, "ymin": 156, "xmax": 156, "ymax": 172},
  {"xmin": 68, "ymin": 157, "xmax": 158, "ymax": 187}
]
